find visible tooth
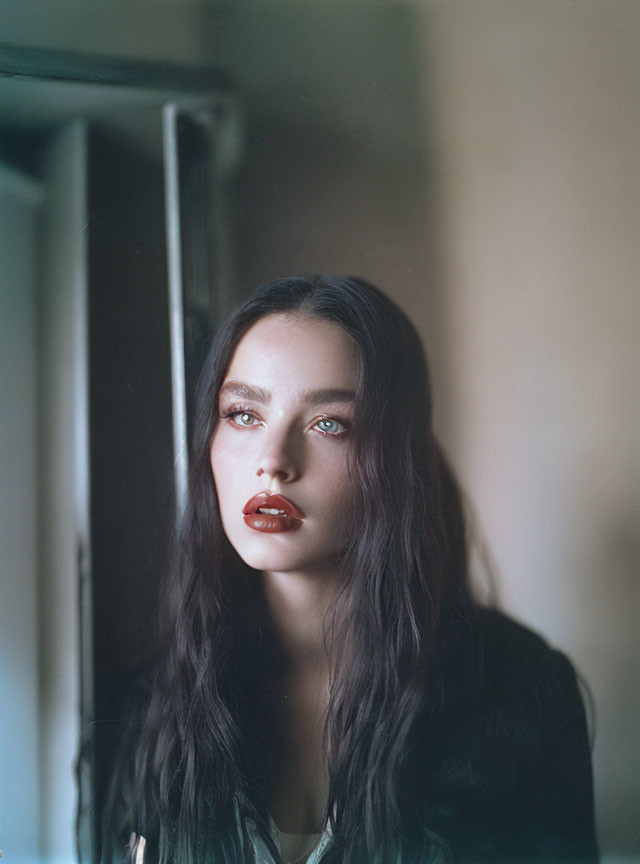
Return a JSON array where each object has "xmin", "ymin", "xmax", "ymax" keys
[{"xmin": 258, "ymin": 507, "xmax": 285, "ymax": 515}]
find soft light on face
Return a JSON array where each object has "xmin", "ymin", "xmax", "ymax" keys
[{"xmin": 210, "ymin": 312, "xmax": 360, "ymax": 578}]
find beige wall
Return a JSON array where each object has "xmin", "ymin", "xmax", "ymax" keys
[
  {"xmin": 422, "ymin": 4, "xmax": 639, "ymax": 854},
  {"xmin": 3, "ymin": 0, "xmax": 638, "ymax": 858}
]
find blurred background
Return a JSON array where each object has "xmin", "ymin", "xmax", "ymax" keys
[{"xmin": 1, "ymin": 1, "xmax": 638, "ymax": 862}]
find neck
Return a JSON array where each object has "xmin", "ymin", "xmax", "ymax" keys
[{"xmin": 262, "ymin": 568, "xmax": 343, "ymax": 677}]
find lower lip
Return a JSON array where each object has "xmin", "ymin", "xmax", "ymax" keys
[{"xmin": 244, "ymin": 513, "xmax": 303, "ymax": 533}]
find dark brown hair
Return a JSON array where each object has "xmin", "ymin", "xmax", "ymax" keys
[{"xmin": 105, "ymin": 275, "xmax": 472, "ymax": 864}]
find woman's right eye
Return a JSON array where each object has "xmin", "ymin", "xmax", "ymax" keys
[{"xmin": 228, "ymin": 410, "xmax": 258, "ymax": 427}]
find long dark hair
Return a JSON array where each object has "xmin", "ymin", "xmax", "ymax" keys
[{"xmin": 106, "ymin": 275, "xmax": 473, "ymax": 864}]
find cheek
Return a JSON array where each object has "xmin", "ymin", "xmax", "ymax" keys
[
  {"xmin": 209, "ymin": 433, "xmax": 238, "ymax": 499},
  {"xmin": 210, "ymin": 430, "xmax": 262, "ymax": 520},
  {"xmin": 313, "ymin": 448, "xmax": 355, "ymax": 510}
]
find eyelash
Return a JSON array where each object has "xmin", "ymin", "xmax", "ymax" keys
[{"xmin": 220, "ymin": 405, "xmax": 350, "ymax": 438}]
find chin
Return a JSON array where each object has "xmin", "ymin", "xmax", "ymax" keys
[
  {"xmin": 225, "ymin": 532, "xmax": 297, "ymax": 571},
  {"xmin": 222, "ymin": 519, "xmax": 346, "ymax": 575},
  {"xmin": 230, "ymin": 540, "xmax": 331, "ymax": 576},
  {"xmin": 239, "ymin": 549, "xmax": 312, "ymax": 574}
]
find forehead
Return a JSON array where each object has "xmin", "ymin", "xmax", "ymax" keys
[{"xmin": 222, "ymin": 313, "xmax": 359, "ymax": 392}]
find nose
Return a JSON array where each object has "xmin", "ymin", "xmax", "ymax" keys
[{"xmin": 256, "ymin": 424, "xmax": 301, "ymax": 484}]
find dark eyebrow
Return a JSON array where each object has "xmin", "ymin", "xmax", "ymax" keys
[
  {"xmin": 219, "ymin": 381, "xmax": 270, "ymax": 402},
  {"xmin": 219, "ymin": 381, "xmax": 355, "ymax": 406},
  {"xmin": 303, "ymin": 388, "xmax": 356, "ymax": 405}
]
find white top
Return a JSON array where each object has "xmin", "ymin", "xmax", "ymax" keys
[
  {"xmin": 248, "ymin": 817, "xmax": 331, "ymax": 864},
  {"xmin": 248, "ymin": 819, "xmax": 450, "ymax": 864}
]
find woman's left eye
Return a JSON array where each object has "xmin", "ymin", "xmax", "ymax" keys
[{"xmin": 314, "ymin": 417, "xmax": 347, "ymax": 436}]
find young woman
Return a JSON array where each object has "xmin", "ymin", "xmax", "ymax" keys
[{"xmin": 103, "ymin": 275, "xmax": 598, "ymax": 864}]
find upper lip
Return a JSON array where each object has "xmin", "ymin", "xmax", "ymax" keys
[{"xmin": 243, "ymin": 491, "xmax": 305, "ymax": 519}]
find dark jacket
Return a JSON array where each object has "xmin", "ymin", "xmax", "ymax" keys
[{"xmin": 398, "ymin": 607, "xmax": 598, "ymax": 863}]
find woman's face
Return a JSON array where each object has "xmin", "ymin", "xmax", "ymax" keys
[{"xmin": 210, "ymin": 312, "xmax": 360, "ymax": 578}]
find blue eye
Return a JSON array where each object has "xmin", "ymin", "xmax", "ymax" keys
[
  {"xmin": 315, "ymin": 417, "xmax": 346, "ymax": 436},
  {"xmin": 230, "ymin": 411, "xmax": 258, "ymax": 427}
]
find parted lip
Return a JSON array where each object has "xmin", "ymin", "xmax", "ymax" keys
[{"xmin": 242, "ymin": 491, "xmax": 305, "ymax": 520}]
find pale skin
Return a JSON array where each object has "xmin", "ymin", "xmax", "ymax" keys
[{"xmin": 209, "ymin": 312, "xmax": 360, "ymax": 848}]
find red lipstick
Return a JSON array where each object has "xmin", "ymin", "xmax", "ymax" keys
[{"xmin": 242, "ymin": 492, "xmax": 304, "ymax": 533}]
